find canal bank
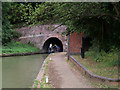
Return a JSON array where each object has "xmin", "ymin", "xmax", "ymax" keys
[
  {"xmin": 32, "ymin": 53, "xmax": 53, "ymax": 88},
  {"xmin": 0, "ymin": 51, "xmax": 44, "ymax": 57}
]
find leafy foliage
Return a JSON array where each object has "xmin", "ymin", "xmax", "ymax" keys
[
  {"xmin": 3, "ymin": 2, "xmax": 120, "ymax": 52},
  {"xmin": 9, "ymin": 2, "xmax": 56, "ymax": 25},
  {"xmin": 2, "ymin": 3, "xmax": 21, "ymax": 45},
  {"xmin": 8, "ymin": 2, "xmax": 120, "ymax": 51},
  {"xmin": 85, "ymin": 46, "xmax": 119, "ymax": 66},
  {"xmin": 53, "ymin": 2, "xmax": 120, "ymax": 51}
]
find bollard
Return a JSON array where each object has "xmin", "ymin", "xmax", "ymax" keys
[{"xmin": 45, "ymin": 76, "xmax": 48, "ymax": 83}]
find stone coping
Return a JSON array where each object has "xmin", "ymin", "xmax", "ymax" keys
[
  {"xmin": 0, "ymin": 51, "xmax": 44, "ymax": 57},
  {"xmin": 69, "ymin": 55, "xmax": 120, "ymax": 82}
]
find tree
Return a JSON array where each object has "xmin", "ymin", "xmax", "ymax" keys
[
  {"xmin": 52, "ymin": 2, "xmax": 120, "ymax": 51},
  {"xmin": 2, "ymin": 2, "xmax": 20, "ymax": 45},
  {"xmin": 9, "ymin": 2, "xmax": 56, "ymax": 25},
  {"xmin": 8, "ymin": 2, "xmax": 120, "ymax": 51}
]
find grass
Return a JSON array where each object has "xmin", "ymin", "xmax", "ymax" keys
[
  {"xmin": 66, "ymin": 59, "xmax": 78, "ymax": 72},
  {"xmin": 38, "ymin": 60, "xmax": 52, "ymax": 88},
  {"xmin": 72, "ymin": 55, "xmax": 118, "ymax": 79},
  {"xmin": 72, "ymin": 54, "xmax": 119, "ymax": 88},
  {"xmin": 33, "ymin": 76, "xmax": 52, "ymax": 88},
  {"xmin": 32, "ymin": 79, "xmax": 39, "ymax": 88},
  {"xmin": 2, "ymin": 41, "xmax": 41, "ymax": 54},
  {"xmin": 67, "ymin": 56, "xmax": 119, "ymax": 88},
  {"xmin": 67, "ymin": 59, "xmax": 74, "ymax": 68},
  {"xmin": 89, "ymin": 80, "xmax": 119, "ymax": 89},
  {"xmin": 85, "ymin": 49, "xmax": 119, "ymax": 67},
  {"xmin": 32, "ymin": 59, "xmax": 52, "ymax": 88}
]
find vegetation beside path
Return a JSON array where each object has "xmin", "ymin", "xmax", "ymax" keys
[
  {"xmin": 72, "ymin": 48, "xmax": 119, "ymax": 88},
  {"xmin": 72, "ymin": 52, "xmax": 118, "ymax": 79},
  {"xmin": 37, "ymin": 60, "xmax": 52, "ymax": 88},
  {"xmin": 68, "ymin": 56, "xmax": 119, "ymax": 88},
  {"xmin": 2, "ymin": 41, "xmax": 40, "ymax": 54},
  {"xmin": 77, "ymin": 45, "xmax": 119, "ymax": 77},
  {"xmin": 32, "ymin": 55, "xmax": 53, "ymax": 88}
]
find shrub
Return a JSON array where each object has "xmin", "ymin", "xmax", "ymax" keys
[
  {"xmin": 85, "ymin": 46, "xmax": 119, "ymax": 67},
  {"xmin": 2, "ymin": 41, "xmax": 40, "ymax": 54},
  {"xmin": 2, "ymin": 3, "xmax": 21, "ymax": 45}
]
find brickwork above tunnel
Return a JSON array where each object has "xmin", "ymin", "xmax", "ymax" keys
[
  {"xmin": 15, "ymin": 24, "xmax": 84, "ymax": 54},
  {"xmin": 15, "ymin": 24, "xmax": 68, "ymax": 52},
  {"xmin": 15, "ymin": 25, "xmax": 67, "ymax": 36}
]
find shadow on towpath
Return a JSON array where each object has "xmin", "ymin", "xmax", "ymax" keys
[{"xmin": 48, "ymin": 52, "xmax": 94, "ymax": 88}]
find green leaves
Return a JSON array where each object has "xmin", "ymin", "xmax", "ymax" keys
[
  {"xmin": 4, "ymin": 2, "xmax": 120, "ymax": 51},
  {"xmin": 2, "ymin": 2, "xmax": 21, "ymax": 45}
]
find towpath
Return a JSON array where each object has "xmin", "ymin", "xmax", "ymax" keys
[{"xmin": 48, "ymin": 52, "xmax": 93, "ymax": 88}]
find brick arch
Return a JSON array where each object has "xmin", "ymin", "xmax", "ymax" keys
[
  {"xmin": 15, "ymin": 24, "xmax": 68, "ymax": 52},
  {"xmin": 42, "ymin": 36, "xmax": 63, "ymax": 46},
  {"xmin": 42, "ymin": 37, "xmax": 63, "ymax": 53}
]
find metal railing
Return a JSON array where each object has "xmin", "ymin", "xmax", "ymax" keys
[{"xmin": 70, "ymin": 55, "xmax": 120, "ymax": 82}]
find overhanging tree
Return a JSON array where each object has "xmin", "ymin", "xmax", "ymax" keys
[
  {"xmin": 2, "ymin": 3, "xmax": 21, "ymax": 45},
  {"xmin": 7, "ymin": 2, "xmax": 120, "ymax": 51}
]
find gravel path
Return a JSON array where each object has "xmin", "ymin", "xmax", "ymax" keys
[{"xmin": 48, "ymin": 52, "xmax": 93, "ymax": 88}]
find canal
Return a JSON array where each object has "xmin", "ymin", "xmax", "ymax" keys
[{"xmin": 2, "ymin": 54, "xmax": 48, "ymax": 88}]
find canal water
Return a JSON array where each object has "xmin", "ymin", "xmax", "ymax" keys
[{"xmin": 2, "ymin": 54, "xmax": 48, "ymax": 88}]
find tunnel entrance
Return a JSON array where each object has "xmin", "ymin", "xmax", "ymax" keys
[{"xmin": 42, "ymin": 37, "xmax": 63, "ymax": 53}]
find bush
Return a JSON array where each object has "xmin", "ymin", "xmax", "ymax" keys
[
  {"xmin": 2, "ymin": 41, "xmax": 40, "ymax": 54},
  {"xmin": 2, "ymin": 3, "xmax": 21, "ymax": 45},
  {"xmin": 85, "ymin": 46, "xmax": 119, "ymax": 67}
]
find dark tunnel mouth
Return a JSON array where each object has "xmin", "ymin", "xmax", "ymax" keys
[{"xmin": 42, "ymin": 37, "xmax": 63, "ymax": 53}]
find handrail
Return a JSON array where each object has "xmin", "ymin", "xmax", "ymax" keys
[{"xmin": 70, "ymin": 55, "xmax": 120, "ymax": 82}]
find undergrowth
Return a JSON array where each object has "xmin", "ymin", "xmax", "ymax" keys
[
  {"xmin": 85, "ymin": 47, "xmax": 119, "ymax": 67},
  {"xmin": 2, "ymin": 41, "xmax": 40, "ymax": 54},
  {"xmin": 72, "ymin": 46, "xmax": 119, "ymax": 79}
]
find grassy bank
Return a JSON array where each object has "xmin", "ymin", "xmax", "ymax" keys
[
  {"xmin": 71, "ymin": 47, "xmax": 119, "ymax": 88},
  {"xmin": 70, "ymin": 54, "xmax": 119, "ymax": 88},
  {"xmin": 72, "ymin": 55, "xmax": 119, "ymax": 79},
  {"xmin": 2, "ymin": 41, "xmax": 41, "ymax": 54},
  {"xmin": 67, "ymin": 56, "xmax": 119, "ymax": 88}
]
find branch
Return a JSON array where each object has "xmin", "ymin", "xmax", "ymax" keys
[
  {"xmin": 111, "ymin": 2, "xmax": 120, "ymax": 16},
  {"xmin": 70, "ymin": 13, "xmax": 120, "ymax": 22},
  {"xmin": 51, "ymin": 23, "xmax": 64, "ymax": 31},
  {"xmin": 51, "ymin": 13, "xmax": 120, "ymax": 31}
]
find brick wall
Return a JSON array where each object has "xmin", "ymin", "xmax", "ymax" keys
[
  {"xmin": 15, "ymin": 25, "xmax": 84, "ymax": 53},
  {"xmin": 15, "ymin": 24, "xmax": 68, "ymax": 52},
  {"xmin": 69, "ymin": 32, "xmax": 84, "ymax": 54}
]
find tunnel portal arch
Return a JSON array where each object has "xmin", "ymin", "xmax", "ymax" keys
[{"xmin": 42, "ymin": 37, "xmax": 63, "ymax": 53}]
